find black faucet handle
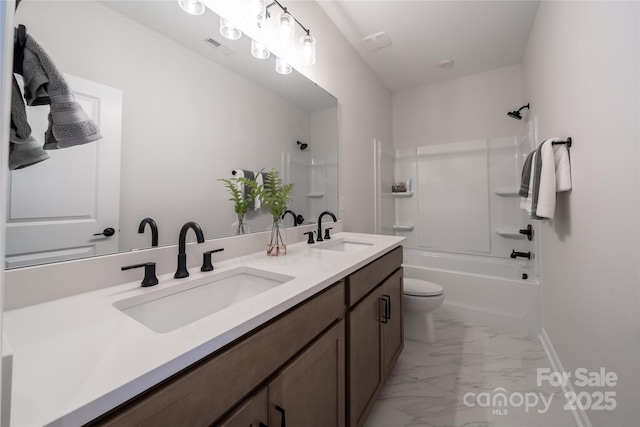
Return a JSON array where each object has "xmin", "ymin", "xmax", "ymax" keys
[
  {"xmin": 121, "ymin": 262, "xmax": 159, "ymax": 287},
  {"xmin": 304, "ymin": 231, "xmax": 315, "ymax": 244},
  {"xmin": 324, "ymin": 227, "xmax": 333, "ymax": 240},
  {"xmin": 295, "ymin": 214, "xmax": 305, "ymax": 226},
  {"xmin": 201, "ymin": 248, "xmax": 224, "ymax": 272}
]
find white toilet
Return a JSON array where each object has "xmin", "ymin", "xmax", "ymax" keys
[{"xmin": 403, "ymin": 278, "xmax": 444, "ymax": 344}]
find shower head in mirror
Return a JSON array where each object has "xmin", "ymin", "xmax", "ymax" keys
[
  {"xmin": 297, "ymin": 141, "xmax": 308, "ymax": 151},
  {"xmin": 507, "ymin": 103, "xmax": 530, "ymax": 120}
]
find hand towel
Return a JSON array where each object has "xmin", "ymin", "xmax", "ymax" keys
[
  {"xmin": 534, "ymin": 138, "xmax": 572, "ymax": 219},
  {"xmin": 519, "ymin": 151, "xmax": 535, "ymax": 197},
  {"xmin": 254, "ymin": 172, "xmax": 263, "ymax": 210},
  {"xmin": 9, "ymin": 76, "xmax": 49, "ymax": 169},
  {"xmin": 520, "ymin": 151, "xmax": 536, "ymax": 214},
  {"xmin": 243, "ymin": 170, "xmax": 255, "ymax": 210},
  {"xmin": 232, "ymin": 169, "xmax": 245, "ymax": 197},
  {"xmin": 21, "ymin": 34, "xmax": 102, "ymax": 149}
]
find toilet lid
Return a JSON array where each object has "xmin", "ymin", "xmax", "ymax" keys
[{"xmin": 404, "ymin": 278, "xmax": 443, "ymax": 296}]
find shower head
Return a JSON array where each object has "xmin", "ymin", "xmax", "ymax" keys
[
  {"xmin": 297, "ymin": 141, "xmax": 308, "ymax": 151},
  {"xmin": 507, "ymin": 103, "xmax": 530, "ymax": 120}
]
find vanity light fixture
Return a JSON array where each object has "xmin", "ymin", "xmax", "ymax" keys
[
  {"xmin": 300, "ymin": 33, "xmax": 316, "ymax": 66},
  {"xmin": 266, "ymin": 0, "xmax": 317, "ymax": 66},
  {"xmin": 251, "ymin": 39, "xmax": 270, "ymax": 59},
  {"xmin": 220, "ymin": 17, "xmax": 242, "ymax": 40},
  {"xmin": 275, "ymin": 57, "xmax": 292, "ymax": 75},
  {"xmin": 178, "ymin": 0, "xmax": 205, "ymax": 16},
  {"xmin": 246, "ymin": 0, "xmax": 268, "ymax": 28},
  {"xmin": 278, "ymin": 10, "xmax": 295, "ymax": 41}
]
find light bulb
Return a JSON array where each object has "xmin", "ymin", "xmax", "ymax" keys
[
  {"xmin": 251, "ymin": 39, "xmax": 270, "ymax": 59},
  {"xmin": 275, "ymin": 57, "xmax": 292, "ymax": 75},
  {"xmin": 220, "ymin": 17, "xmax": 242, "ymax": 40},
  {"xmin": 178, "ymin": 0, "xmax": 205, "ymax": 16},
  {"xmin": 299, "ymin": 34, "xmax": 316, "ymax": 66},
  {"xmin": 279, "ymin": 12, "xmax": 295, "ymax": 41}
]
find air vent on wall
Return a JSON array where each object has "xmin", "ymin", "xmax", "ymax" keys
[
  {"xmin": 362, "ymin": 31, "xmax": 392, "ymax": 51},
  {"xmin": 202, "ymin": 38, "xmax": 235, "ymax": 56}
]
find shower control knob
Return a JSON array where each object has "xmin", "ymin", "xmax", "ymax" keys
[{"xmin": 93, "ymin": 227, "xmax": 116, "ymax": 237}]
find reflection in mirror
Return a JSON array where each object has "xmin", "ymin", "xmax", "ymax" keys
[{"xmin": 7, "ymin": 0, "xmax": 338, "ymax": 268}]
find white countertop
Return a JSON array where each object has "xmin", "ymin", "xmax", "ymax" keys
[{"xmin": 3, "ymin": 232, "xmax": 404, "ymax": 426}]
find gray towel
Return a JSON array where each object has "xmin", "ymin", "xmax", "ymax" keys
[
  {"xmin": 9, "ymin": 76, "xmax": 49, "ymax": 170},
  {"xmin": 22, "ymin": 34, "xmax": 102, "ymax": 149},
  {"xmin": 530, "ymin": 140, "xmax": 549, "ymax": 220},
  {"xmin": 519, "ymin": 151, "xmax": 535, "ymax": 197}
]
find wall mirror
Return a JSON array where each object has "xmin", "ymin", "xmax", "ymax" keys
[{"xmin": 7, "ymin": 0, "xmax": 338, "ymax": 268}]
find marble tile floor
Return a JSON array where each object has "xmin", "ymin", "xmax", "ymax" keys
[{"xmin": 365, "ymin": 307, "xmax": 577, "ymax": 427}]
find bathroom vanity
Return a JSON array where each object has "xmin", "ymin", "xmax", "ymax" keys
[{"xmin": 2, "ymin": 232, "xmax": 404, "ymax": 426}]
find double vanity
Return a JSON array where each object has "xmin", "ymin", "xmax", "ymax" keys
[{"xmin": 3, "ymin": 230, "xmax": 405, "ymax": 426}]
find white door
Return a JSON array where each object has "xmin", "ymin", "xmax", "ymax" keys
[{"xmin": 5, "ymin": 74, "xmax": 122, "ymax": 268}]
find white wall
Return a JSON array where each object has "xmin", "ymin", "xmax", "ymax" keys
[
  {"xmin": 523, "ymin": 2, "xmax": 639, "ymax": 426},
  {"xmin": 15, "ymin": 0, "xmax": 314, "ymax": 250},
  {"xmin": 393, "ymin": 64, "xmax": 526, "ymax": 147}
]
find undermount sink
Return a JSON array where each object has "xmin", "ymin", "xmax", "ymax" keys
[
  {"xmin": 113, "ymin": 267, "xmax": 294, "ymax": 333},
  {"xmin": 314, "ymin": 238, "xmax": 375, "ymax": 253}
]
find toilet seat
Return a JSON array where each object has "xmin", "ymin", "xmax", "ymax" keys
[{"xmin": 403, "ymin": 278, "xmax": 443, "ymax": 297}]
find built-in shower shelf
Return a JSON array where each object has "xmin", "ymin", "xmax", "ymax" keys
[
  {"xmin": 307, "ymin": 192, "xmax": 325, "ymax": 198},
  {"xmin": 392, "ymin": 191, "xmax": 413, "ymax": 198},
  {"xmin": 495, "ymin": 228, "xmax": 526, "ymax": 239},
  {"xmin": 493, "ymin": 188, "xmax": 520, "ymax": 197},
  {"xmin": 393, "ymin": 224, "xmax": 415, "ymax": 232}
]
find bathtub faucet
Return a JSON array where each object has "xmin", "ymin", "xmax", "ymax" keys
[{"xmin": 510, "ymin": 250, "xmax": 531, "ymax": 260}]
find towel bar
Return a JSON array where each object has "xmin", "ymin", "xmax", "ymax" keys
[{"xmin": 551, "ymin": 137, "xmax": 572, "ymax": 147}]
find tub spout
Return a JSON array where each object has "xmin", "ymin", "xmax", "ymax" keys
[{"xmin": 510, "ymin": 250, "xmax": 531, "ymax": 260}]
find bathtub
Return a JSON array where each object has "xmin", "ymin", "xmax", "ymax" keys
[{"xmin": 402, "ymin": 248, "xmax": 541, "ymax": 334}]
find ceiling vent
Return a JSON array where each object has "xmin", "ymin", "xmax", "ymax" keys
[
  {"xmin": 202, "ymin": 38, "xmax": 235, "ymax": 56},
  {"xmin": 362, "ymin": 31, "xmax": 392, "ymax": 51}
]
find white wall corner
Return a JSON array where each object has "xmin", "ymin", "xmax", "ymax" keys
[{"xmin": 538, "ymin": 328, "xmax": 592, "ymax": 427}]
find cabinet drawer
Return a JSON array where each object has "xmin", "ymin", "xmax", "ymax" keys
[
  {"xmin": 347, "ymin": 246, "xmax": 402, "ymax": 306},
  {"xmin": 90, "ymin": 280, "xmax": 345, "ymax": 427}
]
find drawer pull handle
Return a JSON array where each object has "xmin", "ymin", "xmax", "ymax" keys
[
  {"xmin": 275, "ymin": 405, "xmax": 286, "ymax": 427},
  {"xmin": 380, "ymin": 296, "xmax": 389, "ymax": 324},
  {"xmin": 383, "ymin": 294, "xmax": 391, "ymax": 320}
]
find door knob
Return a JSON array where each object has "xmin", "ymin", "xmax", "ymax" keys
[{"xmin": 93, "ymin": 227, "xmax": 115, "ymax": 237}]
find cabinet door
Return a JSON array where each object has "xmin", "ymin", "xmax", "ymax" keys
[
  {"xmin": 347, "ymin": 290, "xmax": 384, "ymax": 427},
  {"xmin": 269, "ymin": 320, "xmax": 345, "ymax": 427},
  {"xmin": 380, "ymin": 269, "xmax": 404, "ymax": 380},
  {"xmin": 216, "ymin": 387, "xmax": 268, "ymax": 427}
]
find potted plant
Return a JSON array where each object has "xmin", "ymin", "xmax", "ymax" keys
[
  {"xmin": 260, "ymin": 168, "xmax": 294, "ymax": 256},
  {"xmin": 218, "ymin": 176, "xmax": 262, "ymax": 235}
]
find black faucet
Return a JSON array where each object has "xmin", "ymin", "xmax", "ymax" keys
[
  {"xmin": 121, "ymin": 262, "xmax": 159, "ymax": 287},
  {"xmin": 138, "ymin": 217, "xmax": 159, "ymax": 247},
  {"xmin": 175, "ymin": 221, "xmax": 205, "ymax": 278},
  {"xmin": 316, "ymin": 211, "xmax": 337, "ymax": 242},
  {"xmin": 282, "ymin": 210, "xmax": 299, "ymax": 227}
]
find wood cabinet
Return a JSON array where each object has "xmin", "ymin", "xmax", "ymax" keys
[
  {"xmin": 268, "ymin": 320, "xmax": 345, "ymax": 427},
  {"xmin": 346, "ymin": 247, "xmax": 403, "ymax": 427},
  {"xmin": 220, "ymin": 320, "xmax": 345, "ymax": 427}
]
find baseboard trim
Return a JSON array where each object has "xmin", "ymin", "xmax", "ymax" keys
[{"xmin": 539, "ymin": 328, "xmax": 592, "ymax": 427}]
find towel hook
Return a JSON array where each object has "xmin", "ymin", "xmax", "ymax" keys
[{"xmin": 551, "ymin": 137, "xmax": 572, "ymax": 148}]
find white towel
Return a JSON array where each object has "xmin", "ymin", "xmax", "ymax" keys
[
  {"xmin": 520, "ymin": 151, "xmax": 537, "ymax": 214},
  {"xmin": 233, "ymin": 169, "xmax": 245, "ymax": 196},
  {"xmin": 254, "ymin": 172, "xmax": 263, "ymax": 210},
  {"xmin": 535, "ymin": 139, "xmax": 572, "ymax": 219}
]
